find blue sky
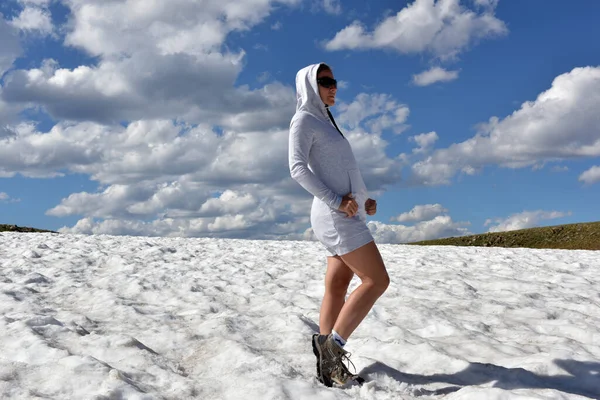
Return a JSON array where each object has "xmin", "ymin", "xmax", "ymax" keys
[{"xmin": 1, "ymin": 0, "xmax": 599, "ymax": 243}]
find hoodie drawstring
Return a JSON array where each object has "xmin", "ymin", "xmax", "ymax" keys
[{"xmin": 326, "ymin": 108, "xmax": 345, "ymax": 138}]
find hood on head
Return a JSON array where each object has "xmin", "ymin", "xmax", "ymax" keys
[{"xmin": 295, "ymin": 63, "xmax": 328, "ymax": 119}]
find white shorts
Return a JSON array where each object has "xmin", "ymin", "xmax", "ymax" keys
[{"xmin": 311, "ymin": 197, "xmax": 374, "ymax": 256}]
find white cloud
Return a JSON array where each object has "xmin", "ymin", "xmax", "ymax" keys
[
  {"xmin": 2, "ymin": 0, "xmax": 299, "ymax": 127},
  {"xmin": 58, "ymin": 217, "xmax": 189, "ymax": 237},
  {"xmin": 53, "ymin": 188, "xmax": 271, "ymax": 235},
  {"xmin": 472, "ymin": 0, "xmax": 498, "ymax": 9},
  {"xmin": 302, "ymin": 212, "xmax": 470, "ymax": 244},
  {"xmin": 337, "ymin": 80, "xmax": 349, "ymax": 89},
  {"xmin": 61, "ymin": 0, "xmax": 299, "ymax": 58},
  {"xmin": 485, "ymin": 210, "xmax": 571, "ymax": 233},
  {"xmin": 51, "ymin": 184, "xmax": 303, "ymax": 238},
  {"xmin": 0, "ymin": 18, "xmax": 22, "ymax": 76},
  {"xmin": 17, "ymin": 0, "xmax": 52, "ymax": 6},
  {"xmin": 323, "ymin": 0, "xmax": 342, "ymax": 15},
  {"xmin": 9, "ymin": 5, "xmax": 54, "ymax": 36},
  {"xmin": 47, "ymin": 183, "xmax": 162, "ymax": 219},
  {"xmin": 392, "ymin": 203, "xmax": 448, "ymax": 223},
  {"xmin": 0, "ymin": 119, "xmax": 295, "ymax": 184},
  {"xmin": 336, "ymin": 93, "xmax": 410, "ymax": 134},
  {"xmin": 59, "ymin": 211, "xmax": 312, "ymax": 238},
  {"xmin": 344, "ymin": 131, "xmax": 405, "ymax": 191},
  {"xmin": 369, "ymin": 215, "xmax": 470, "ymax": 244},
  {"xmin": 551, "ymin": 165, "xmax": 568, "ymax": 172},
  {"xmin": 411, "ymin": 66, "xmax": 600, "ymax": 186},
  {"xmin": 0, "ymin": 192, "xmax": 20, "ymax": 203},
  {"xmin": 325, "ymin": 93, "xmax": 411, "ymax": 190},
  {"xmin": 364, "ymin": 203, "xmax": 470, "ymax": 243},
  {"xmin": 257, "ymin": 71, "xmax": 271, "ymax": 83},
  {"xmin": 411, "ymin": 131, "xmax": 439, "ymax": 153},
  {"xmin": 0, "ymin": 86, "xmax": 22, "ymax": 126},
  {"xmin": 2, "ymin": 54, "xmax": 296, "ymax": 129},
  {"xmin": 197, "ymin": 191, "xmax": 258, "ymax": 217},
  {"xmin": 253, "ymin": 43, "xmax": 269, "ymax": 51},
  {"xmin": 323, "ymin": 0, "xmax": 507, "ymax": 60},
  {"xmin": 579, "ymin": 166, "xmax": 600, "ymax": 185},
  {"xmin": 413, "ymin": 67, "xmax": 459, "ymax": 86}
]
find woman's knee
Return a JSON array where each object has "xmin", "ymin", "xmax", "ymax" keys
[
  {"xmin": 377, "ymin": 270, "xmax": 390, "ymax": 293},
  {"xmin": 365, "ymin": 268, "xmax": 389, "ymax": 294},
  {"xmin": 340, "ymin": 241, "xmax": 389, "ymax": 294}
]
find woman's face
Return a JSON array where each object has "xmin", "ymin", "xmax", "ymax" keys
[{"xmin": 317, "ymin": 69, "xmax": 337, "ymax": 107}]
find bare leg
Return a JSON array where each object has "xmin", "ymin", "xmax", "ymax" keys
[
  {"xmin": 319, "ymin": 256, "xmax": 354, "ymax": 335},
  {"xmin": 333, "ymin": 241, "xmax": 389, "ymax": 340}
]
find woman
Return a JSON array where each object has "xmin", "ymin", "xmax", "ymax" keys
[{"xmin": 288, "ymin": 62, "xmax": 390, "ymax": 387}]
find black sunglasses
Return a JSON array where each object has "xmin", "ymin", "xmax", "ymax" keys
[{"xmin": 317, "ymin": 77, "xmax": 337, "ymax": 89}]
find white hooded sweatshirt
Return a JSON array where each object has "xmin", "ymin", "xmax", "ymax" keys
[{"xmin": 289, "ymin": 63, "xmax": 372, "ymax": 256}]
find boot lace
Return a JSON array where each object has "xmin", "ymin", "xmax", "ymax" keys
[{"xmin": 332, "ymin": 350, "xmax": 357, "ymax": 383}]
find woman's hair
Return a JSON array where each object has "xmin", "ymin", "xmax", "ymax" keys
[{"xmin": 317, "ymin": 63, "xmax": 332, "ymax": 76}]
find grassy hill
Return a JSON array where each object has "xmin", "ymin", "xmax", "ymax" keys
[
  {"xmin": 0, "ymin": 224, "xmax": 58, "ymax": 234},
  {"xmin": 409, "ymin": 221, "xmax": 600, "ymax": 250}
]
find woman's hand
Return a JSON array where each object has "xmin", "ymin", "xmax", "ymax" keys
[
  {"xmin": 365, "ymin": 198, "xmax": 377, "ymax": 216},
  {"xmin": 338, "ymin": 193, "xmax": 358, "ymax": 217}
]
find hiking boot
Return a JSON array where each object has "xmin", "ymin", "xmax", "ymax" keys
[
  {"xmin": 312, "ymin": 334, "xmax": 357, "ymax": 386},
  {"xmin": 311, "ymin": 333, "xmax": 324, "ymax": 379}
]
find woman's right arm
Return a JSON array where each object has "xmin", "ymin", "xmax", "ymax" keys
[{"xmin": 289, "ymin": 116, "xmax": 342, "ymax": 210}]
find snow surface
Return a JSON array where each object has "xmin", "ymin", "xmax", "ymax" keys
[{"xmin": 1, "ymin": 232, "xmax": 599, "ymax": 400}]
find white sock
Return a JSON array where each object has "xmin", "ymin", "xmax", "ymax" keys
[{"xmin": 331, "ymin": 330, "xmax": 347, "ymax": 348}]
